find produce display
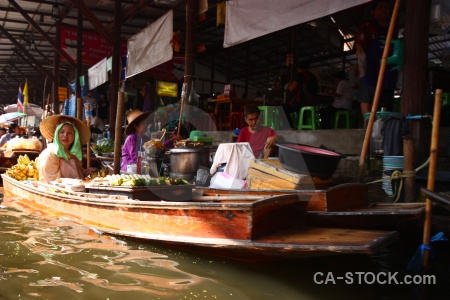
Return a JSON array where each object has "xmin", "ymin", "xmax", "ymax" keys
[
  {"xmin": 3, "ymin": 137, "xmax": 42, "ymax": 151},
  {"xmin": 5, "ymin": 154, "xmax": 39, "ymax": 181},
  {"xmin": 92, "ymin": 174, "xmax": 190, "ymax": 186},
  {"xmin": 92, "ymin": 139, "xmax": 114, "ymax": 155}
]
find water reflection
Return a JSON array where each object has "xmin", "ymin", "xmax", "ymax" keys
[
  {"xmin": 0, "ymin": 205, "xmax": 250, "ymax": 299},
  {"xmin": 1, "ymin": 200, "xmax": 449, "ymax": 299}
]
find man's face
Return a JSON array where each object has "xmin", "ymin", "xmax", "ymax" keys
[{"xmin": 244, "ymin": 112, "xmax": 260, "ymax": 130}]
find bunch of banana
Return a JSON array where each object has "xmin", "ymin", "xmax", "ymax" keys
[
  {"xmin": 108, "ymin": 174, "xmax": 124, "ymax": 186},
  {"xmin": 6, "ymin": 154, "xmax": 39, "ymax": 181}
]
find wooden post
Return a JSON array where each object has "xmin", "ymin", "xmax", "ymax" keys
[
  {"xmin": 177, "ymin": 83, "xmax": 188, "ymax": 136},
  {"xmin": 113, "ymin": 91, "xmax": 125, "ymax": 174},
  {"xmin": 357, "ymin": 0, "xmax": 402, "ymax": 181},
  {"xmin": 52, "ymin": 21, "xmax": 60, "ymax": 114},
  {"xmin": 109, "ymin": 0, "xmax": 122, "ymax": 140},
  {"xmin": 402, "ymin": 0, "xmax": 432, "ymax": 164},
  {"xmin": 76, "ymin": 9, "xmax": 83, "ymax": 99},
  {"xmin": 84, "ymin": 103, "xmax": 91, "ymax": 170},
  {"xmin": 183, "ymin": 0, "xmax": 198, "ymax": 103},
  {"xmin": 86, "ymin": 118, "xmax": 91, "ymax": 169},
  {"xmin": 76, "ymin": 97, "xmax": 83, "ymax": 120},
  {"xmin": 422, "ymin": 89, "xmax": 442, "ymax": 270},
  {"xmin": 403, "ymin": 135, "xmax": 415, "ymax": 202}
]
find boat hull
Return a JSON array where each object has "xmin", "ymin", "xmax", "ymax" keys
[
  {"xmin": 198, "ymin": 183, "xmax": 425, "ymax": 230},
  {"xmin": 1, "ymin": 174, "xmax": 399, "ymax": 260}
]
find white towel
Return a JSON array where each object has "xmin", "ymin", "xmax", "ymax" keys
[{"xmin": 210, "ymin": 143, "xmax": 255, "ymax": 179}]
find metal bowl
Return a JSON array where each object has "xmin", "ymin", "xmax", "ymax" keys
[
  {"xmin": 277, "ymin": 143, "xmax": 344, "ymax": 179},
  {"xmin": 144, "ymin": 147, "xmax": 166, "ymax": 158}
]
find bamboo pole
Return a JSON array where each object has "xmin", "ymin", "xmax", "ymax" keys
[
  {"xmin": 357, "ymin": 0, "xmax": 402, "ymax": 181},
  {"xmin": 403, "ymin": 135, "xmax": 415, "ymax": 202},
  {"xmin": 422, "ymin": 89, "xmax": 442, "ymax": 270}
]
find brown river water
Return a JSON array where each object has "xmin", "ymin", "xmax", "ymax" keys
[{"xmin": 1, "ymin": 191, "xmax": 449, "ymax": 300}]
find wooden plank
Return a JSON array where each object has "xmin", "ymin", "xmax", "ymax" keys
[
  {"xmin": 250, "ymin": 159, "xmax": 332, "ymax": 185},
  {"xmin": 247, "ymin": 168, "xmax": 301, "ymax": 190}
]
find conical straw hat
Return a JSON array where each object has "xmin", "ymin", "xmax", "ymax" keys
[
  {"xmin": 125, "ymin": 109, "xmax": 151, "ymax": 135},
  {"xmin": 40, "ymin": 115, "xmax": 91, "ymax": 144}
]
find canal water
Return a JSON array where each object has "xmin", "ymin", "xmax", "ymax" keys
[{"xmin": 1, "ymin": 192, "xmax": 449, "ymax": 300}]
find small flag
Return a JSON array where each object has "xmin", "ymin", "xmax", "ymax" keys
[
  {"xmin": 23, "ymin": 80, "xmax": 29, "ymax": 106},
  {"xmin": 17, "ymin": 84, "xmax": 23, "ymax": 110}
]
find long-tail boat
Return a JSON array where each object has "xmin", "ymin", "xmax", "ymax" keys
[{"xmin": 1, "ymin": 174, "xmax": 398, "ymax": 261}]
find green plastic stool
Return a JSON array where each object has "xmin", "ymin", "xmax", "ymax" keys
[
  {"xmin": 297, "ymin": 106, "xmax": 320, "ymax": 130},
  {"xmin": 333, "ymin": 110, "xmax": 351, "ymax": 129}
]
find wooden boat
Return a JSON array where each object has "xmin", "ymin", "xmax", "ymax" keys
[
  {"xmin": 420, "ymin": 188, "xmax": 450, "ymax": 235},
  {"xmin": 0, "ymin": 174, "xmax": 398, "ymax": 261},
  {"xmin": 197, "ymin": 183, "xmax": 426, "ymax": 230},
  {"xmin": 421, "ymin": 188, "xmax": 450, "ymax": 212}
]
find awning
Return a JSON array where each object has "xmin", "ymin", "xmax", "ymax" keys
[
  {"xmin": 224, "ymin": 0, "xmax": 371, "ymax": 47},
  {"xmin": 126, "ymin": 10, "xmax": 174, "ymax": 79}
]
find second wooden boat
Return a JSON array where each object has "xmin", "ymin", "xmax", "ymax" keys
[{"xmin": 198, "ymin": 183, "xmax": 425, "ymax": 230}]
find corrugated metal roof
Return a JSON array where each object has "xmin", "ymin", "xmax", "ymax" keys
[{"xmin": 0, "ymin": 0, "xmax": 449, "ymax": 106}]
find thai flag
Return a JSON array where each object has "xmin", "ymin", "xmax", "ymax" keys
[{"xmin": 17, "ymin": 84, "xmax": 24, "ymax": 110}]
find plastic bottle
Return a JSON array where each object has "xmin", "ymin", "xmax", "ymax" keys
[
  {"xmin": 154, "ymin": 112, "xmax": 161, "ymax": 132},
  {"xmin": 270, "ymin": 121, "xmax": 276, "ymax": 130},
  {"xmin": 106, "ymin": 125, "xmax": 111, "ymax": 139},
  {"xmin": 141, "ymin": 159, "xmax": 149, "ymax": 175},
  {"xmin": 163, "ymin": 165, "xmax": 170, "ymax": 177},
  {"xmin": 136, "ymin": 151, "xmax": 143, "ymax": 174}
]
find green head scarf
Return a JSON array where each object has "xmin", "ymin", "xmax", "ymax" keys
[{"xmin": 53, "ymin": 122, "xmax": 83, "ymax": 161}]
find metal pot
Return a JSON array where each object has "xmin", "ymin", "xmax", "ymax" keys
[{"xmin": 169, "ymin": 147, "xmax": 210, "ymax": 180}]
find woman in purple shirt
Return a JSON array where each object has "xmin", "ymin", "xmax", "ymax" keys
[{"xmin": 121, "ymin": 109, "xmax": 151, "ymax": 171}]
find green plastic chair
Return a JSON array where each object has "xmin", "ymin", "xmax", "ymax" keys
[
  {"xmin": 297, "ymin": 106, "xmax": 320, "ymax": 130},
  {"xmin": 333, "ymin": 110, "xmax": 351, "ymax": 129}
]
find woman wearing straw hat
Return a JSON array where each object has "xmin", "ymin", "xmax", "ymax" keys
[
  {"xmin": 38, "ymin": 115, "xmax": 97, "ymax": 183},
  {"xmin": 121, "ymin": 109, "xmax": 151, "ymax": 172}
]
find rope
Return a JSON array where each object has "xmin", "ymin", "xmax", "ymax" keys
[{"xmin": 365, "ymin": 157, "xmax": 430, "ymax": 203}]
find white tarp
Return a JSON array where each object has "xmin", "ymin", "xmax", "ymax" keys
[
  {"xmin": 88, "ymin": 57, "xmax": 108, "ymax": 89},
  {"xmin": 224, "ymin": 0, "xmax": 371, "ymax": 47},
  {"xmin": 126, "ymin": 10, "xmax": 173, "ymax": 78}
]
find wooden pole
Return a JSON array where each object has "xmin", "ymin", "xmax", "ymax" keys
[
  {"xmin": 403, "ymin": 135, "xmax": 415, "ymax": 202},
  {"xmin": 177, "ymin": 83, "xmax": 188, "ymax": 136},
  {"xmin": 52, "ymin": 21, "xmax": 60, "ymax": 114},
  {"xmin": 109, "ymin": 0, "xmax": 122, "ymax": 141},
  {"xmin": 357, "ymin": 0, "xmax": 401, "ymax": 181},
  {"xmin": 84, "ymin": 103, "xmax": 92, "ymax": 170},
  {"xmin": 183, "ymin": 0, "xmax": 198, "ymax": 101},
  {"xmin": 76, "ymin": 97, "xmax": 83, "ymax": 120},
  {"xmin": 422, "ymin": 89, "xmax": 442, "ymax": 270},
  {"xmin": 113, "ymin": 91, "xmax": 125, "ymax": 175},
  {"xmin": 86, "ymin": 118, "xmax": 91, "ymax": 169}
]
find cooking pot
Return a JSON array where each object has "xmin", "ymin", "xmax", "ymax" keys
[{"xmin": 169, "ymin": 147, "xmax": 210, "ymax": 181}]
